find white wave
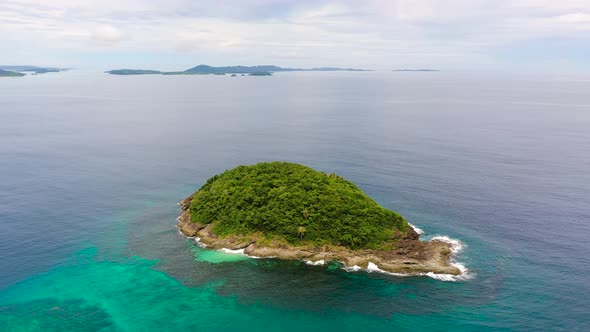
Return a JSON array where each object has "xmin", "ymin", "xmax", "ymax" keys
[
  {"xmin": 427, "ymin": 235, "xmax": 473, "ymax": 281},
  {"xmin": 366, "ymin": 262, "xmax": 381, "ymax": 272},
  {"xmin": 424, "ymin": 272, "xmax": 456, "ymax": 281},
  {"xmin": 425, "ymin": 262, "xmax": 471, "ymax": 281},
  {"xmin": 409, "ymin": 223, "xmax": 424, "ymax": 235},
  {"xmin": 218, "ymin": 248, "xmax": 245, "ymax": 255},
  {"xmin": 343, "ymin": 265, "xmax": 362, "ymax": 272},
  {"xmin": 365, "ymin": 262, "xmax": 401, "ymax": 275},
  {"xmin": 304, "ymin": 260, "xmax": 325, "ymax": 266},
  {"xmin": 430, "ymin": 235, "xmax": 463, "ymax": 254},
  {"xmin": 194, "ymin": 237, "xmax": 208, "ymax": 248},
  {"xmin": 217, "ymin": 247, "xmax": 264, "ymax": 259},
  {"xmin": 342, "ymin": 261, "xmax": 471, "ymax": 281},
  {"xmin": 365, "ymin": 262, "xmax": 408, "ymax": 277}
]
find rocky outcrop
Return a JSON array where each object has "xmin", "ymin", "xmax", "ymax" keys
[{"xmin": 177, "ymin": 197, "xmax": 462, "ymax": 276}]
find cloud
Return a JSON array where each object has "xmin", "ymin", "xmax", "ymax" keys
[
  {"xmin": 0, "ymin": 0, "xmax": 588, "ymax": 70},
  {"xmin": 91, "ymin": 24, "xmax": 125, "ymax": 43}
]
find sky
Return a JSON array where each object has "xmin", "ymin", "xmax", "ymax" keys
[{"xmin": 0, "ymin": 0, "xmax": 589, "ymax": 71}]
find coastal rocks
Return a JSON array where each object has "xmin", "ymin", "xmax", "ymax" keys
[
  {"xmin": 395, "ymin": 227, "xmax": 420, "ymax": 241},
  {"xmin": 179, "ymin": 194, "xmax": 193, "ymax": 210},
  {"xmin": 177, "ymin": 198, "xmax": 462, "ymax": 276},
  {"xmin": 197, "ymin": 225, "xmax": 256, "ymax": 250},
  {"xmin": 241, "ymin": 241, "xmax": 459, "ymax": 275},
  {"xmin": 176, "ymin": 208, "xmax": 204, "ymax": 237},
  {"xmin": 244, "ymin": 244, "xmax": 317, "ymax": 260}
]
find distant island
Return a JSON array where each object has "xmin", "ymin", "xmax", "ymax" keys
[
  {"xmin": 105, "ymin": 69, "xmax": 162, "ymax": 75},
  {"xmin": 0, "ymin": 69, "xmax": 25, "ymax": 77},
  {"xmin": 248, "ymin": 71, "xmax": 272, "ymax": 76},
  {"xmin": 392, "ymin": 69, "xmax": 440, "ymax": 72},
  {"xmin": 0, "ymin": 66, "xmax": 69, "ymax": 74},
  {"xmin": 106, "ymin": 64, "xmax": 370, "ymax": 76},
  {"xmin": 178, "ymin": 162, "xmax": 462, "ymax": 276}
]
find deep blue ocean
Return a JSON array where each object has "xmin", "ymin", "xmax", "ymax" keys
[{"xmin": 0, "ymin": 71, "xmax": 589, "ymax": 331}]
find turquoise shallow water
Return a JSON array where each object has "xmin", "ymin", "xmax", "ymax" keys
[
  {"xmin": 0, "ymin": 244, "xmax": 494, "ymax": 332},
  {"xmin": 1, "ymin": 72, "xmax": 589, "ymax": 331}
]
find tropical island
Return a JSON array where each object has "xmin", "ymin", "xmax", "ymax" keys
[
  {"xmin": 178, "ymin": 162, "xmax": 462, "ymax": 276},
  {"xmin": 104, "ymin": 69, "xmax": 162, "ymax": 75},
  {"xmin": 0, "ymin": 69, "xmax": 25, "ymax": 77},
  {"xmin": 107, "ymin": 64, "xmax": 370, "ymax": 76},
  {"xmin": 0, "ymin": 65, "xmax": 68, "ymax": 74}
]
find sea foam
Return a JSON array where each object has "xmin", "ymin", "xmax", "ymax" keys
[
  {"xmin": 425, "ymin": 235, "xmax": 472, "ymax": 281},
  {"xmin": 342, "ymin": 265, "xmax": 362, "ymax": 272},
  {"xmin": 365, "ymin": 262, "xmax": 407, "ymax": 277},
  {"xmin": 194, "ymin": 237, "xmax": 208, "ymax": 248},
  {"xmin": 409, "ymin": 223, "xmax": 424, "ymax": 235},
  {"xmin": 430, "ymin": 235, "xmax": 463, "ymax": 254},
  {"xmin": 219, "ymin": 248, "xmax": 245, "ymax": 255},
  {"xmin": 304, "ymin": 260, "xmax": 325, "ymax": 266}
]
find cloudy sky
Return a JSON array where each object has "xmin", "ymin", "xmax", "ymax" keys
[{"xmin": 1, "ymin": 0, "xmax": 589, "ymax": 71}]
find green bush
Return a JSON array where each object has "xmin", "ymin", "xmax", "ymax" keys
[{"xmin": 189, "ymin": 162, "xmax": 410, "ymax": 249}]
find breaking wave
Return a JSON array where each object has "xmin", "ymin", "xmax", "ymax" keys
[
  {"xmin": 218, "ymin": 248, "xmax": 245, "ymax": 255},
  {"xmin": 409, "ymin": 223, "xmax": 424, "ymax": 235},
  {"xmin": 425, "ymin": 235, "xmax": 472, "ymax": 281},
  {"xmin": 304, "ymin": 260, "xmax": 325, "ymax": 266}
]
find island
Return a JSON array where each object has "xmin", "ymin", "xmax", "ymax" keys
[
  {"xmin": 249, "ymin": 71, "xmax": 272, "ymax": 76},
  {"xmin": 0, "ymin": 65, "xmax": 68, "ymax": 74},
  {"xmin": 0, "ymin": 69, "xmax": 25, "ymax": 77},
  {"xmin": 106, "ymin": 64, "xmax": 371, "ymax": 76},
  {"xmin": 177, "ymin": 162, "xmax": 462, "ymax": 276},
  {"xmin": 104, "ymin": 69, "xmax": 162, "ymax": 75}
]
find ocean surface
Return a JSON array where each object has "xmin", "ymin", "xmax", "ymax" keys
[{"xmin": 0, "ymin": 71, "xmax": 589, "ymax": 331}]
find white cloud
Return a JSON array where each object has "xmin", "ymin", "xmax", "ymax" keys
[
  {"xmin": 0, "ymin": 0, "xmax": 588, "ymax": 70},
  {"xmin": 91, "ymin": 24, "xmax": 125, "ymax": 43}
]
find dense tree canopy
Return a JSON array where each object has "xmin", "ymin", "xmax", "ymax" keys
[{"xmin": 189, "ymin": 162, "xmax": 410, "ymax": 249}]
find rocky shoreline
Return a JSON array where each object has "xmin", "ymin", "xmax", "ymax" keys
[{"xmin": 177, "ymin": 195, "xmax": 462, "ymax": 276}]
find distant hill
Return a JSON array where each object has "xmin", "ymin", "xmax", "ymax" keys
[
  {"xmin": 0, "ymin": 66, "xmax": 68, "ymax": 74},
  {"xmin": 183, "ymin": 64, "xmax": 371, "ymax": 74},
  {"xmin": 107, "ymin": 64, "xmax": 371, "ymax": 75},
  {"xmin": 249, "ymin": 71, "xmax": 272, "ymax": 76},
  {"xmin": 105, "ymin": 69, "xmax": 162, "ymax": 75},
  {"xmin": 0, "ymin": 69, "xmax": 25, "ymax": 77},
  {"xmin": 184, "ymin": 65, "xmax": 284, "ymax": 74}
]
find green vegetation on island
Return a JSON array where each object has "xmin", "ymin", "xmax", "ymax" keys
[
  {"xmin": 107, "ymin": 64, "xmax": 371, "ymax": 76},
  {"xmin": 249, "ymin": 71, "xmax": 272, "ymax": 76},
  {"xmin": 178, "ymin": 161, "xmax": 462, "ymax": 275},
  {"xmin": 105, "ymin": 69, "xmax": 162, "ymax": 75},
  {"xmin": 188, "ymin": 162, "xmax": 410, "ymax": 249},
  {"xmin": 0, "ymin": 66, "xmax": 68, "ymax": 74},
  {"xmin": 0, "ymin": 69, "xmax": 25, "ymax": 77}
]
